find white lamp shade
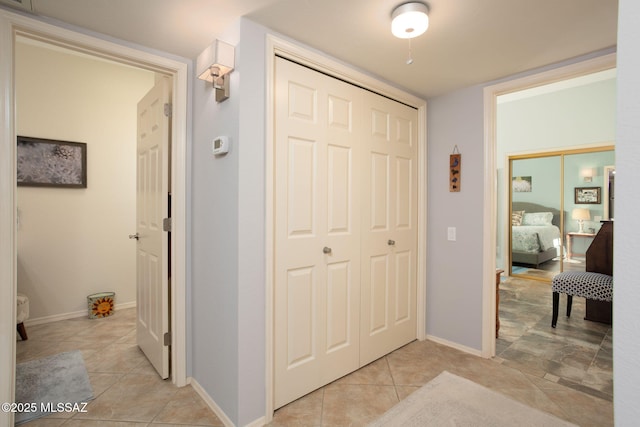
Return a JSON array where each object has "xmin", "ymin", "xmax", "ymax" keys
[
  {"xmin": 391, "ymin": 2, "xmax": 429, "ymax": 39},
  {"xmin": 572, "ymin": 208, "xmax": 591, "ymax": 221},
  {"xmin": 197, "ymin": 39, "xmax": 235, "ymax": 82}
]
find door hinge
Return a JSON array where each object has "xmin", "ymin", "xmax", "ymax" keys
[
  {"xmin": 164, "ymin": 103, "xmax": 172, "ymax": 118},
  {"xmin": 163, "ymin": 217, "xmax": 172, "ymax": 232},
  {"xmin": 163, "ymin": 332, "xmax": 171, "ymax": 346}
]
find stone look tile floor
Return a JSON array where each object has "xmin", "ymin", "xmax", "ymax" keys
[
  {"xmin": 497, "ymin": 275, "xmax": 613, "ymax": 400},
  {"xmin": 16, "ymin": 278, "xmax": 613, "ymax": 426}
]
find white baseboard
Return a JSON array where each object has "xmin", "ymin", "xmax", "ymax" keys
[
  {"xmin": 24, "ymin": 301, "xmax": 137, "ymax": 326},
  {"xmin": 189, "ymin": 377, "xmax": 236, "ymax": 427},
  {"xmin": 244, "ymin": 416, "xmax": 267, "ymax": 427},
  {"xmin": 188, "ymin": 377, "xmax": 267, "ymax": 427},
  {"xmin": 425, "ymin": 334, "xmax": 484, "ymax": 358}
]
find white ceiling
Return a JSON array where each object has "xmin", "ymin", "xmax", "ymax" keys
[{"xmin": 15, "ymin": 0, "xmax": 618, "ymax": 98}]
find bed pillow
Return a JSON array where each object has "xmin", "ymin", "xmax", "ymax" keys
[
  {"xmin": 522, "ymin": 212, "xmax": 553, "ymax": 226},
  {"xmin": 512, "ymin": 210, "xmax": 525, "ymax": 226}
]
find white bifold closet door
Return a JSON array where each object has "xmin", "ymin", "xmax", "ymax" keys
[
  {"xmin": 359, "ymin": 91, "xmax": 418, "ymax": 366},
  {"xmin": 274, "ymin": 57, "xmax": 417, "ymax": 409}
]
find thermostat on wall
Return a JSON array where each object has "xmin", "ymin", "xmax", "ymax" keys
[{"xmin": 212, "ymin": 136, "xmax": 229, "ymax": 155}]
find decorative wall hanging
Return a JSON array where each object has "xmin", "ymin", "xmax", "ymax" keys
[
  {"xmin": 17, "ymin": 136, "xmax": 87, "ymax": 188},
  {"xmin": 575, "ymin": 187, "xmax": 601, "ymax": 204},
  {"xmin": 449, "ymin": 146, "xmax": 461, "ymax": 192}
]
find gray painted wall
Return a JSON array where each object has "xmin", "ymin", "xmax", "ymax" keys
[
  {"xmin": 236, "ymin": 19, "xmax": 268, "ymax": 426},
  {"xmin": 191, "ymin": 19, "xmax": 241, "ymax": 424},
  {"xmin": 191, "ymin": 18, "xmax": 268, "ymax": 426},
  {"xmin": 426, "ymin": 85, "xmax": 486, "ymax": 350},
  {"xmin": 614, "ymin": 0, "xmax": 640, "ymax": 423}
]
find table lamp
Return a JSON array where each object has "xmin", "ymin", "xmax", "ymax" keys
[{"xmin": 572, "ymin": 208, "xmax": 590, "ymax": 233}]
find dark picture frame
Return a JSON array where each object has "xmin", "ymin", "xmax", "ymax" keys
[
  {"xmin": 17, "ymin": 136, "xmax": 87, "ymax": 188},
  {"xmin": 575, "ymin": 187, "xmax": 601, "ymax": 204}
]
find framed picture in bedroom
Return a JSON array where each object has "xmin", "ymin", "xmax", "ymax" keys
[
  {"xmin": 17, "ymin": 136, "xmax": 87, "ymax": 188},
  {"xmin": 512, "ymin": 176, "xmax": 532, "ymax": 192},
  {"xmin": 575, "ymin": 187, "xmax": 601, "ymax": 204}
]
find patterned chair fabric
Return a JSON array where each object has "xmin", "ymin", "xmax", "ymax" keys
[{"xmin": 551, "ymin": 271, "xmax": 613, "ymax": 301}]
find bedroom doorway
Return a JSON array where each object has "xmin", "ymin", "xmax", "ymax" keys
[{"xmin": 508, "ymin": 147, "xmax": 615, "ymax": 281}]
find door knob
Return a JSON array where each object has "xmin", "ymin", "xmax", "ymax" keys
[
  {"xmin": 388, "ymin": 239, "xmax": 396, "ymax": 246},
  {"xmin": 129, "ymin": 233, "xmax": 140, "ymax": 240},
  {"xmin": 323, "ymin": 246, "xmax": 332, "ymax": 254}
]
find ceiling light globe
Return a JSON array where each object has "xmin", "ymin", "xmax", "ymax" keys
[{"xmin": 391, "ymin": 2, "xmax": 429, "ymax": 39}]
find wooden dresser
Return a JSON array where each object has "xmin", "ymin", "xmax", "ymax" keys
[{"xmin": 585, "ymin": 221, "xmax": 613, "ymax": 323}]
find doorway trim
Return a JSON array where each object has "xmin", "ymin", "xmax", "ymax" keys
[
  {"xmin": 0, "ymin": 9, "xmax": 189, "ymax": 420},
  {"xmin": 482, "ymin": 52, "xmax": 616, "ymax": 356},
  {"xmin": 603, "ymin": 164, "xmax": 615, "ymax": 220},
  {"xmin": 264, "ymin": 34, "xmax": 428, "ymax": 421}
]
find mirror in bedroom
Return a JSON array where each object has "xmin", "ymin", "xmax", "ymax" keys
[
  {"xmin": 510, "ymin": 155, "xmax": 563, "ymax": 280},
  {"xmin": 509, "ymin": 147, "xmax": 615, "ymax": 281},
  {"xmin": 562, "ymin": 150, "xmax": 615, "ymax": 272}
]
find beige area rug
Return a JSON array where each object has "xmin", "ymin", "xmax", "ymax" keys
[{"xmin": 368, "ymin": 371, "xmax": 576, "ymax": 427}]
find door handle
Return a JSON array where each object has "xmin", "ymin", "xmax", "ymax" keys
[
  {"xmin": 323, "ymin": 246, "xmax": 332, "ymax": 254},
  {"xmin": 388, "ymin": 239, "xmax": 396, "ymax": 246},
  {"xmin": 129, "ymin": 233, "xmax": 140, "ymax": 240}
]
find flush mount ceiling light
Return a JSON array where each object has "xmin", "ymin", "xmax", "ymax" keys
[{"xmin": 391, "ymin": 2, "xmax": 429, "ymax": 39}]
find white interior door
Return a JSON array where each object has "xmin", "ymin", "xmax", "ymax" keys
[
  {"xmin": 274, "ymin": 58, "xmax": 363, "ymax": 408},
  {"xmin": 135, "ymin": 77, "xmax": 171, "ymax": 379},
  {"xmin": 360, "ymin": 93, "xmax": 418, "ymax": 365}
]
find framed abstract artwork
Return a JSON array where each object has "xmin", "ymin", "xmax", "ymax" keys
[{"xmin": 17, "ymin": 136, "xmax": 87, "ymax": 188}]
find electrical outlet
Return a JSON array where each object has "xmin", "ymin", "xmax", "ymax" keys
[{"xmin": 447, "ymin": 227, "xmax": 456, "ymax": 241}]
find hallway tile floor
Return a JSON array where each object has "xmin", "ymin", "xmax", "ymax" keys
[
  {"xmin": 16, "ymin": 308, "xmax": 224, "ymax": 427},
  {"xmin": 16, "ymin": 278, "xmax": 613, "ymax": 426}
]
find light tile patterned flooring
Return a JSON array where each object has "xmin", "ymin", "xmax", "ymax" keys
[
  {"xmin": 16, "ymin": 278, "xmax": 613, "ymax": 426},
  {"xmin": 16, "ymin": 308, "xmax": 224, "ymax": 427}
]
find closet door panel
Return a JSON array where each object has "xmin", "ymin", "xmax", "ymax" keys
[
  {"xmin": 274, "ymin": 58, "xmax": 362, "ymax": 408},
  {"xmin": 370, "ymin": 152, "xmax": 390, "ymax": 231},
  {"xmin": 395, "ymin": 156, "xmax": 412, "ymax": 230},
  {"xmin": 287, "ymin": 137, "xmax": 317, "ymax": 237},
  {"xmin": 327, "ymin": 144, "xmax": 352, "ymax": 234},
  {"xmin": 361, "ymin": 93, "xmax": 418, "ymax": 366}
]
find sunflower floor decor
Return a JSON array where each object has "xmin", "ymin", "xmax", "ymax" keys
[{"xmin": 87, "ymin": 292, "xmax": 115, "ymax": 319}]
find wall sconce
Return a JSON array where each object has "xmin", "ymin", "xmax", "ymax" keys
[
  {"xmin": 580, "ymin": 167, "xmax": 594, "ymax": 182},
  {"xmin": 197, "ymin": 39, "xmax": 235, "ymax": 102}
]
